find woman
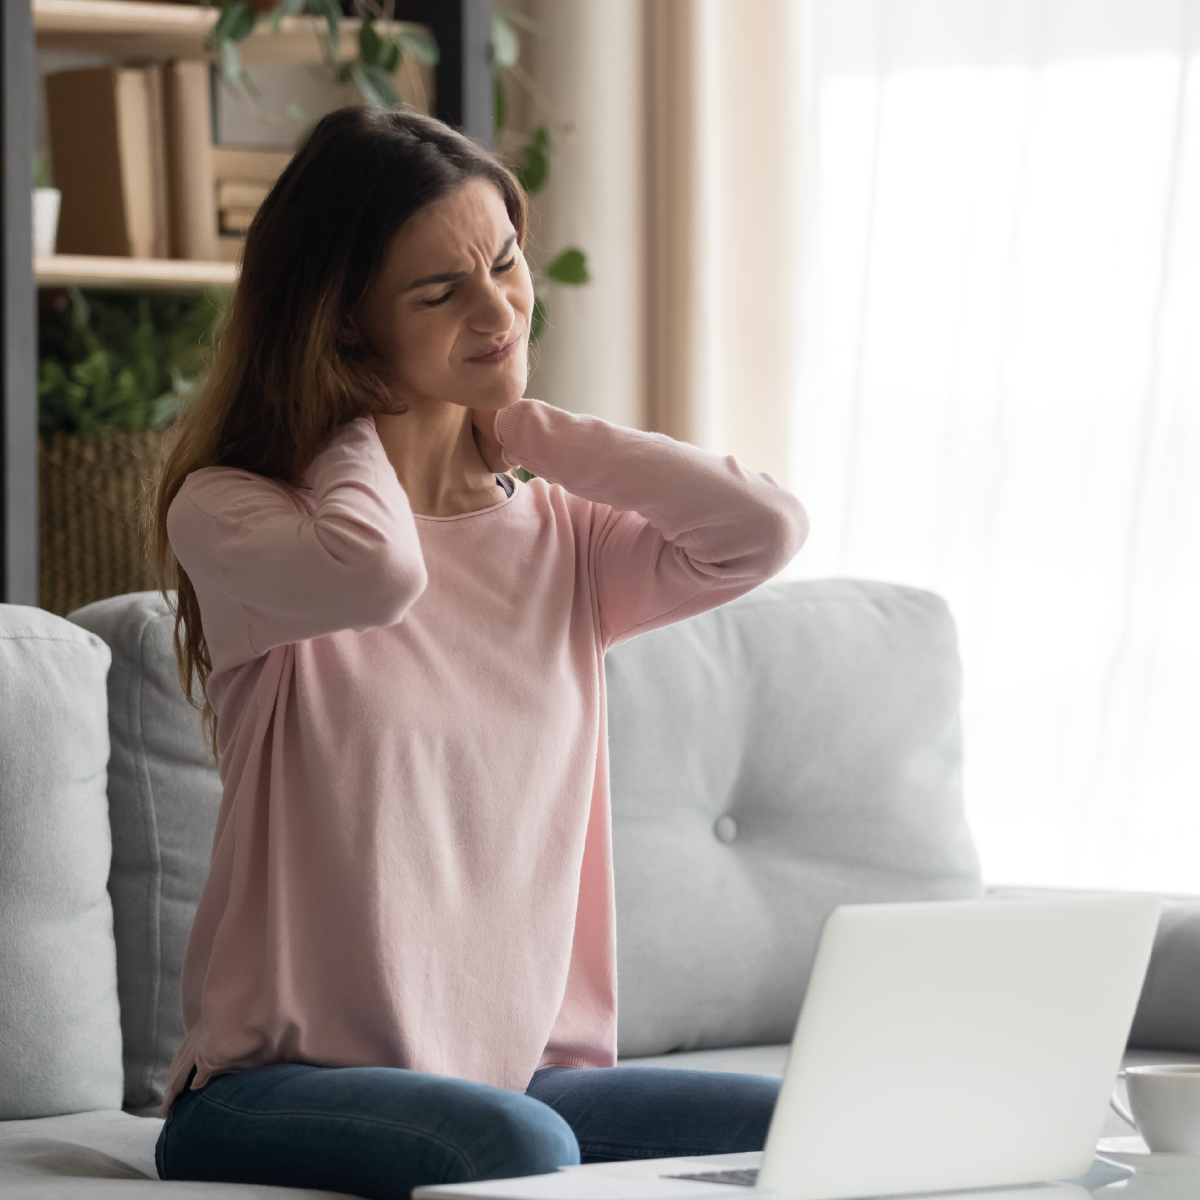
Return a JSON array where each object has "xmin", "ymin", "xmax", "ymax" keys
[{"xmin": 154, "ymin": 106, "xmax": 808, "ymax": 1198}]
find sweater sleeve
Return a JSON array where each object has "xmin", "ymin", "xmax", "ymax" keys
[
  {"xmin": 493, "ymin": 399, "xmax": 808, "ymax": 648},
  {"xmin": 167, "ymin": 417, "xmax": 428, "ymax": 658}
]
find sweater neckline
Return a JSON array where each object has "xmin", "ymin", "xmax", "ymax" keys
[{"xmin": 412, "ymin": 475, "xmax": 519, "ymax": 523}]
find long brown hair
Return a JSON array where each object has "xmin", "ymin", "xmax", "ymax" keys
[{"xmin": 155, "ymin": 107, "xmax": 528, "ymax": 750}]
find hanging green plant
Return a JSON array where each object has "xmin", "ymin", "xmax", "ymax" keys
[{"xmin": 207, "ymin": 0, "xmax": 439, "ymax": 112}]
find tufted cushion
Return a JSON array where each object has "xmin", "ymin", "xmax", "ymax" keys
[
  {"xmin": 68, "ymin": 592, "xmax": 222, "ymax": 1114},
  {"xmin": 0, "ymin": 604, "xmax": 123, "ymax": 1118},
  {"xmin": 606, "ymin": 578, "xmax": 982, "ymax": 1058}
]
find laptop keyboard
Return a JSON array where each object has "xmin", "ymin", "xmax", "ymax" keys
[{"xmin": 665, "ymin": 1169, "xmax": 760, "ymax": 1188}]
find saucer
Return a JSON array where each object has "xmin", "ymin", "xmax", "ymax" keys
[{"xmin": 1096, "ymin": 1136, "xmax": 1200, "ymax": 1176}]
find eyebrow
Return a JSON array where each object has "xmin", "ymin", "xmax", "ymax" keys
[{"xmin": 403, "ymin": 235, "xmax": 517, "ymax": 292}]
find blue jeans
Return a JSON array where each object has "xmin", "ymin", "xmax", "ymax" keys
[{"xmin": 156, "ymin": 1062, "xmax": 780, "ymax": 1198}]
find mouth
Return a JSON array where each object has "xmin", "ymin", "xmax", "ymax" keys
[{"xmin": 465, "ymin": 337, "xmax": 520, "ymax": 366}]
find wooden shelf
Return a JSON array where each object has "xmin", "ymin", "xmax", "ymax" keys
[
  {"xmin": 36, "ymin": 255, "xmax": 238, "ymax": 290},
  {"xmin": 35, "ymin": 0, "xmax": 425, "ymax": 65}
]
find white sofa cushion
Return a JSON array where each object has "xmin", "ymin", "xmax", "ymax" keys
[
  {"xmin": 606, "ymin": 579, "xmax": 982, "ymax": 1058},
  {"xmin": 0, "ymin": 605, "xmax": 123, "ymax": 1119},
  {"xmin": 68, "ymin": 593, "xmax": 222, "ymax": 1115}
]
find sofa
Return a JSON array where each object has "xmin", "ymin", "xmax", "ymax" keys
[{"xmin": 2, "ymin": 577, "xmax": 1199, "ymax": 1198}]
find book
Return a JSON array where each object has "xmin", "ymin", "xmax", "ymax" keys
[
  {"xmin": 164, "ymin": 61, "xmax": 217, "ymax": 261},
  {"xmin": 46, "ymin": 66, "xmax": 169, "ymax": 259}
]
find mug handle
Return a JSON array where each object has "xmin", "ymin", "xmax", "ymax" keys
[{"xmin": 1110, "ymin": 1069, "xmax": 1137, "ymax": 1129}]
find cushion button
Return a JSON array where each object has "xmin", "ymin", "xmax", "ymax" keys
[{"xmin": 713, "ymin": 814, "xmax": 738, "ymax": 844}]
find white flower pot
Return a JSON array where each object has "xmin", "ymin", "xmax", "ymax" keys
[{"xmin": 33, "ymin": 187, "xmax": 61, "ymax": 257}]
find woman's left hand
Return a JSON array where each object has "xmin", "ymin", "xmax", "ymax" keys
[{"xmin": 471, "ymin": 408, "xmax": 508, "ymax": 472}]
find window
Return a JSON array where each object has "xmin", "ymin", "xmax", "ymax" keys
[{"xmin": 788, "ymin": 0, "xmax": 1200, "ymax": 891}]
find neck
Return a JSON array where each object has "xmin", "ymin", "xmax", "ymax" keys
[{"xmin": 374, "ymin": 401, "xmax": 503, "ymax": 518}]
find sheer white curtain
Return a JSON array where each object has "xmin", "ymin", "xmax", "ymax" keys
[{"xmin": 786, "ymin": 0, "xmax": 1200, "ymax": 892}]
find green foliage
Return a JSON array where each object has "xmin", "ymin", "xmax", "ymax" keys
[
  {"xmin": 513, "ymin": 126, "xmax": 549, "ymax": 195},
  {"xmin": 209, "ymin": 1, "xmax": 437, "ymax": 110},
  {"xmin": 37, "ymin": 288, "xmax": 225, "ymax": 439},
  {"xmin": 213, "ymin": 0, "xmax": 255, "ymax": 44},
  {"xmin": 545, "ymin": 248, "xmax": 590, "ymax": 285},
  {"xmin": 398, "ymin": 27, "xmax": 439, "ymax": 67}
]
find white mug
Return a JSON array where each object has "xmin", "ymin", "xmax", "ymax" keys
[{"xmin": 1111, "ymin": 1064, "xmax": 1200, "ymax": 1154}]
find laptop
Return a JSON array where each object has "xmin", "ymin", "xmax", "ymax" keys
[{"xmin": 415, "ymin": 894, "xmax": 1160, "ymax": 1200}]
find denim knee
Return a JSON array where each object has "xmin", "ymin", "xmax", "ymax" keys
[{"xmin": 463, "ymin": 1089, "xmax": 581, "ymax": 1180}]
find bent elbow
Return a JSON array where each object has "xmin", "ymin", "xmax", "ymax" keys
[
  {"xmin": 367, "ymin": 553, "xmax": 428, "ymax": 627},
  {"xmin": 340, "ymin": 547, "xmax": 426, "ymax": 631},
  {"xmin": 761, "ymin": 494, "xmax": 809, "ymax": 576}
]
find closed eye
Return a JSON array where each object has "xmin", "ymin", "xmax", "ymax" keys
[
  {"xmin": 493, "ymin": 257, "xmax": 517, "ymax": 274},
  {"xmin": 422, "ymin": 290, "xmax": 455, "ymax": 307}
]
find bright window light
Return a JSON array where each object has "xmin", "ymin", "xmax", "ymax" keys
[{"xmin": 788, "ymin": 0, "xmax": 1200, "ymax": 892}]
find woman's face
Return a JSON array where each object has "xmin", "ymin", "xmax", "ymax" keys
[{"xmin": 352, "ymin": 178, "xmax": 534, "ymax": 414}]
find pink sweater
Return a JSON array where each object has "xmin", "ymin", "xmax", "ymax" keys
[{"xmin": 161, "ymin": 398, "xmax": 807, "ymax": 1114}]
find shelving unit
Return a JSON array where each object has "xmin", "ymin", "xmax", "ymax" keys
[
  {"xmin": 35, "ymin": 254, "xmax": 238, "ymax": 290},
  {"xmin": 32, "ymin": 0, "xmax": 439, "ymax": 291},
  {"xmin": 2, "ymin": 0, "xmax": 494, "ymax": 603}
]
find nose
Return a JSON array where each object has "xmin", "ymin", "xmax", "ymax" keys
[{"xmin": 467, "ymin": 269, "xmax": 515, "ymax": 334}]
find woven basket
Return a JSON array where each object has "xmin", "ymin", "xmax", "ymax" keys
[{"xmin": 39, "ymin": 430, "xmax": 164, "ymax": 617}]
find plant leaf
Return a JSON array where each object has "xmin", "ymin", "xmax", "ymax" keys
[
  {"xmin": 513, "ymin": 125, "xmax": 549, "ymax": 194},
  {"xmin": 214, "ymin": 1, "xmax": 256, "ymax": 42},
  {"xmin": 545, "ymin": 247, "xmax": 590, "ymax": 285},
  {"xmin": 530, "ymin": 293, "xmax": 547, "ymax": 342},
  {"xmin": 398, "ymin": 26, "xmax": 440, "ymax": 67},
  {"xmin": 306, "ymin": 0, "xmax": 340, "ymax": 59},
  {"xmin": 491, "ymin": 13, "xmax": 520, "ymax": 70},
  {"xmin": 352, "ymin": 62, "xmax": 399, "ymax": 109},
  {"xmin": 381, "ymin": 38, "xmax": 401, "ymax": 73},
  {"xmin": 359, "ymin": 19, "xmax": 382, "ymax": 64},
  {"xmin": 219, "ymin": 38, "xmax": 244, "ymax": 85}
]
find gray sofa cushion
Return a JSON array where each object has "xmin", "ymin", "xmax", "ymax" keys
[
  {"xmin": 1120, "ymin": 899, "xmax": 1200, "ymax": 1053},
  {"xmin": 0, "ymin": 605, "xmax": 123, "ymax": 1119},
  {"xmin": 68, "ymin": 593, "xmax": 222, "ymax": 1115},
  {"xmin": 988, "ymin": 887, "xmax": 1200, "ymax": 1055},
  {"xmin": 607, "ymin": 578, "xmax": 982, "ymax": 1058}
]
